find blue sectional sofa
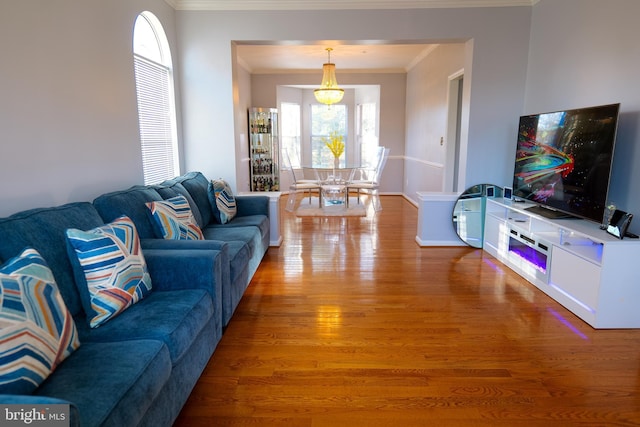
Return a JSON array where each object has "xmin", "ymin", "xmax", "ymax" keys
[
  {"xmin": 94, "ymin": 171, "xmax": 270, "ymax": 326},
  {"xmin": 0, "ymin": 172, "xmax": 270, "ymax": 426}
]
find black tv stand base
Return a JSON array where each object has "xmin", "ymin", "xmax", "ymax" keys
[{"xmin": 525, "ymin": 204, "xmax": 576, "ymax": 219}]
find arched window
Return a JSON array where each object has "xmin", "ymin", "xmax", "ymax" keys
[{"xmin": 133, "ymin": 12, "xmax": 179, "ymax": 185}]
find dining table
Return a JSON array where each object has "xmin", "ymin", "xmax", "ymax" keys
[{"xmin": 302, "ymin": 165, "xmax": 360, "ymax": 208}]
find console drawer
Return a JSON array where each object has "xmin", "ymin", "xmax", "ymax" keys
[{"xmin": 549, "ymin": 246, "xmax": 601, "ymax": 311}]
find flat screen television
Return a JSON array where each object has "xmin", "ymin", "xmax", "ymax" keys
[{"xmin": 512, "ymin": 103, "xmax": 620, "ymax": 223}]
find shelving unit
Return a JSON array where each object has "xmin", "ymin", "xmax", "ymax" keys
[
  {"xmin": 248, "ymin": 107, "xmax": 279, "ymax": 191},
  {"xmin": 483, "ymin": 198, "xmax": 640, "ymax": 328}
]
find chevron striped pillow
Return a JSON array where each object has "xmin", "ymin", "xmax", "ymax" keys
[
  {"xmin": 66, "ymin": 216, "xmax": 152, "ymax": 328},
  {"xmin": 146, "ymin": 195, "xmax": 204, "ymax": 240},
  {"xmin": 209, "ymin": 179, "xmax": 237, "ymax": 224},
  {"xmin": 0, "ymin": 248, "xmax": 80, "ymax": 394}
]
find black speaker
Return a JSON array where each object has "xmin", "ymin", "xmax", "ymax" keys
[{"xmin": 606, "ymin": 209, "xmax": 633, "ymax": 239}]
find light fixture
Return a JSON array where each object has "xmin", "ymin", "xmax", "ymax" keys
[{"xmin": 314, "ymin": 48, "xmax": 344, "ymax": 106}]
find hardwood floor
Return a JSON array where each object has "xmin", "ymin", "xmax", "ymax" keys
[{"xmin": 174, "ymin": 196, "xmax": 640, "ymax": 426}]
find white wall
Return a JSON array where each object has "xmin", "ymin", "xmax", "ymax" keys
[
  {"xmin": 405, "ymin": 43, "xmax": 466, "ymax": 202},
  {"xmin": 234, "ymin": 60, "xmax": 252, "ymax": 193},
  {"xmin": 5, "ymin": 1, "xmax": 637, "ymax": 236},
  {"xmin": 176, "ymin": 7, "xmax": 532, "ymax": 196},
  {"xmin": 525, "ymin": 0, "xmax": 640, "ymax": 234},
  {"xmin": 0, "ymin": 4, "xmax": 531, "ymax": 219},
  {"xmin": 0, "ymin": 0, "xmax": 178, "ymax": 217}
]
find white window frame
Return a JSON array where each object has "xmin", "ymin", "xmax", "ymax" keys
[
  {"xmin": 280, "ymin": 102, "xmax": 302, "ymax": 168},
  {"xmin": 357, "ymin": 102, "xmax": 379, "ymax": 168},
  {"xmin": 133, "ymin": 12, "xmax": 179, "ymax": 185},
  {"xmin": 310, "ymin": 104, "xmax": 347, "ymax": 168}
]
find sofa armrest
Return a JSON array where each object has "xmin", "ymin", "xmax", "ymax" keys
[
  {"xmin": 0, "ymin": 395, "xmax": 79, "ymax": 427},
  {"xmin": 235, "ymin": 195, "xmax": 269, "ymax": 218},
  {"xmin": 144, "ymin": 248, "xmax": 226, "ymax": 298},
  {"xmin": 143, "ymin": 248, "xmax": 227, "ymax": 338}
]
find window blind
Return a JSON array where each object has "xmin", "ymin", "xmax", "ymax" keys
[{"xmin": 133, "ymin": 55, "xmax": 177, "ymax": 185}]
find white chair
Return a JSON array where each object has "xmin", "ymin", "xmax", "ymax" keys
[
  {"xmin": 346, "ymin": 147, "xmax": 389, "ymax": 211},
  {"xmin": 311, "ymin": 167, "xmax": 356, "ymax": 186},
  {"xmin": 283, "ymin": 148, "xmax": 322, "ymax": 212}
]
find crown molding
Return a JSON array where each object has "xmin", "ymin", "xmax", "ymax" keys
[
  {"xmin": 406, "ymin": 44, "xmax": 439, "ymax": 71},
  {"xmin": 170, "ymin": 0, "xmax": 538, "ymax": 11}
]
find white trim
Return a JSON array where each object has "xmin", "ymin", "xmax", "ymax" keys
[
  {"xmin": 171, "ymin": 0, "xmax": 537, "ymax": 11},
  {"xmin": 236, "ymin": 56, "xmax": 253, "ymax": 73},
  {"xmin": 406, "ymin": 45, "xmax": 439, "ymax": 72},
  {"xmin": 404, "ymin": 155, "xmax": 444, "ymax": 169},
  {"xmin": 415, "ymin": 236, "xmax": 466, "ymax": 247},
  {"xmin": 444, "ymin": 68, "xmax": 464, "ymax": 192},
  {"xmin": 448, "ymin": 69, "xmax": 465, "ymax": 81},
  {"xmin": 402, "ymin": 193, "xmax": 419, "ymax": 207},
  {"xmin": 416, "ymin": 191, "xmax": 460, "ymax": 202}
]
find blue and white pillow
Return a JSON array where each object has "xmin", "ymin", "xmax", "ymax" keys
[
  {"xmin": 66, "ymin": 216, "xmax": 152, "ymax": 328},
  {"xmin": 208, "ymin": 179, "xmax": 237, "ymax": 224},
  {"xmin": 0, "ymin": 248, "xmax": 80, "ymax": 394},
  {"xmin": 146, "ymin": 195, "xmax": 204, "ymax": 240}
]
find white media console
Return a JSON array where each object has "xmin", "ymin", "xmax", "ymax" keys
[{"xmin": 483, "ymin": 198, "xmax": 640, "ymax": 328}]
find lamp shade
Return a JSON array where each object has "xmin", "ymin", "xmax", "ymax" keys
[{"xmin": 314, "ymin": 59, "xmax": 344, "ymax": 105}]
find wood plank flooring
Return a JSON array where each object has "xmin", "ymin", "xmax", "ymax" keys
[{"xmin": 174, "ymin": 196, "xmax": 640, "ymax": 426}]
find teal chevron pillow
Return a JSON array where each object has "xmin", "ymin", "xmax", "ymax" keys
[
  {"xmin": 66, "ymin": 216, "xmax": 152, "ymax": 328},
  {"xmin": 0, "ymin": 248, "xmax": 80, "ymax": 394},
  {"xmin": 208, "ymin": 179, "xmax": 237, "ymax": 224},
  {"xmin": 146, "ymin": 195, "xmax": 204, "ymax": 240}
]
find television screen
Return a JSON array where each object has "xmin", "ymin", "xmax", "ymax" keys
[{"xmin": 512, "ymin": 103, "xmax": 620, "ymax": 223}]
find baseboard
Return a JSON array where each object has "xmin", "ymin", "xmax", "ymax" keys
[
  {"xmin": 415, "ymin": 236, "xmax": 466, "ymax": 247},
  {"xmin": 270, "ymin": 236, "xmax": 283, "ymax": 247}
]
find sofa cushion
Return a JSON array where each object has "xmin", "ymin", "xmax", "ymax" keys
[
  {"xmin": 203, "ymin": 226, "xmax": 262, "ymax": 259},
  {"xmin": 0, "ymin": 203, "xmax": 105, "ymax": 317},
  {"xmin": 0, "ymin": 248, "xmax": 80, "ymax": 394},
  {"xmin": 172, "ymin": 172, "xmax": 214, "ymax": 228},
  {"xmin": 206, "ymin": 214, "xmax": 270, "ymax": 241},
  {"xmin": 208, "ymin": 179, "xmax": 237, "ymax": 224},
  {"xmin": 93, "ymin": 186, "xmax": 163, "ymax": 239},
  {"xmin": 35, "ymin": 340, "xmax": 171, "ymax": 427},
  {"xmin": 75, "ymin": 289, "xmax": 213, "ymax": 364},
  {"xmin": 146, "ymin": 196, "xmax": 204, "ymax": 240},
  {"xmin": 66, "ymin": 216, "xmax": 152, "ymax": 328}
]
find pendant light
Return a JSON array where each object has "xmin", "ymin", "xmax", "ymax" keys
[{"xmin": 314, "ymin": 48, "xmax": 344, "ymax": 106}]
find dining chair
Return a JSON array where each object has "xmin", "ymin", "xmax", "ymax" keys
[
  {"xmin": 346, "ymin": 146, "xmax": 390, "ymax": 211},
  {"xmin": 282, "ymin": 148, "xmax": 322, "ymax": 212},
  {"xmin": 310, "ymin": 166, "xmax": 357, "ymax": 208},
  {"xmin": 310, "ymin": 167, "xmax": 352, "ymax": 185}
]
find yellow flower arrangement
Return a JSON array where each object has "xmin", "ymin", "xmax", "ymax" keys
[{"xmin": 323, "ymin": 131, "xmax": 345, "ymax": 159}]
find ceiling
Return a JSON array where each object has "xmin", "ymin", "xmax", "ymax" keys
[
  {"xmin": 171, "ymin": 0, "xmax": 537, "ymax": 73},
  {"xmin": 236, "ymin": 43, "xmax": 440, "ymax": 74}
]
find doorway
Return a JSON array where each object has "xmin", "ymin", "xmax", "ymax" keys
[{"xmin": 445, "ymin": 70, "xmax": 464, "ymax": 192}]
